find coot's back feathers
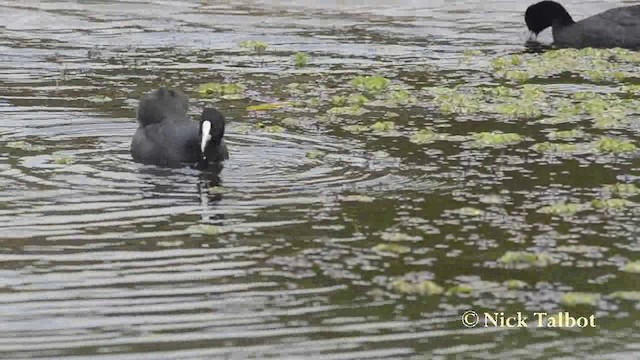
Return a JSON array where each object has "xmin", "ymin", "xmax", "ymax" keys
[{"xmin": 525, "ymin": 1, "xmax": 640, "ymax": 49}]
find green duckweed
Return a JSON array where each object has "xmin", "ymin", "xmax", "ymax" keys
[
  {"xmin": 471, "ymin": 132, "xmax": 523, "ymax": 147},
  {"xmin": 410, "ymin": 129, "xmax": 436, "ymax": 145},
  {"xmin": 373, "ymin": 243, "xmax": 411, "ymax": 255},
  {"xmin": 595, "ymin": 137, "xmax": 637, "ymax": 153},
  {"xmin": 498, "ymin": 251, "xmax": 552, "ymax": 267},
  {"xmin": 621, "ymin": 261, "xmax": 640, "ymax": 273},
  {"xmin": 294, "ymin": 52, "xmax": 310, "ymax": 68},
  {"xmin": 560, "ymin": 292, "xmax": 599, "ymax": 307},
  {"xmin": 392, "ymin": 279, "xmax": 444, "ymax": 296}
]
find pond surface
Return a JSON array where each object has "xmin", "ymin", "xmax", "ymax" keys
[{"xmin": 2, "ymin": 0, "xmax": 640, "ymax": 358}]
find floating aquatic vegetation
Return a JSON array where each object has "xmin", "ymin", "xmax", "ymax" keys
[
  {"xmin": 7, "ymin": 141, "xmax": 46, "ymax": 151},
  {"xmin": 207, "ymin": 186, "xmax": 227, "ymax": 194},
  {"xmin": 330, "ymin": 95, "xmax": 347, "ymax": 107},
  {"xmin": 496, "ymin": 101, "xmax": 542, "ymax": 118},
  {"xmin": 294, "ymin": 52, "xmax": 310, "ymax": 68},
  {"xmin": 328, "ymin": 106, "xmax": 367, "ymax": 116},
  {"xmin": 621, "ymin": 261, "xmax": 640, "ymax": 273},
  {"xmin": 351, "ymin": 75, "xmax": 390, "ymax": 93},
  {"xmin": 498, "ymin": 251, "xmax": 552, "ymax": 267},
  {"xmin": 388, "ymin": 90, "xmax": 416, "ymax": 105},
  {"xmin": 373, "ymin": 243, "xmax": 411, "ymax": 255},
  {"xmin": 370, "ymin": 121, "xmax": 395, "ymax": 132},
  {"xmin": 446, "ymin": 284, "xmax": 473, "ymax": 295},
  {"xmin": 591, "ymin": 198, "xmax": 631, "ymax": 210},
  {"xmin": 246, "ymin": 103, "xmax": 284, "ymax": 111},
  {"xmin": 342, "ymin": 124, "xmax": 371, "ymax": 134},
  {"xmin": 86, "ymin": 95, "xmax": 112, "ymax": 103},
  {"xmin": 560, "ymin": 292, "xmax": 599, "ymax": 307},
  {"xmin": 463, "ymin": 49, "xmax": 482, "ymax": 59},
  {"xmin": 240, "ymin": 40, "xmax": 268, "ymax": 54},
  {"xmin": 380, "ymin": 232, "xmax": 422, "ymax": 242},
  {"xmin": 340, "ymin": 194, "xmax": 375, "ymax": 202},
  {"xmin": 347, "ymin": 94, "xmax": 369, "ymax": 107},
  {"xmin": 198, "ymin": 82, "xmax": 245, "ymax": 99},
  {"xmin": 410, "ymin": 129, "xmax": 436, "ymax": 145},
  {"xmin": 188, "ymin": 224, "xmax": 219, "ymax": 236},
  {"xmin": 505, "ymin": 280, "xmax": 528, "ymax": 290},
  {"xmin": 594, "ymin": 137, "xmax": 637, "ymax": 154},
  {"xmin": 521, "ymin": 85, "xmax": 546, "ymax": 100},
  {"xmin": 530, "ymin": 142, "xmax": 578, "ymax": 154},
  {"xmin": 391, "ymin": 279, "xmax": 444, "ymax": 296},
  {"xmin": 53, "ymin": 155, "xmax": 72, "ymax": 165},
  {"xmin": 305, "ymin": 150, "xmax": 326, "ymax": 160},
  {"xmin": 491, "ymin": 47, "xmax": 640, "ymax": 83},
  {"xmin": 471, "ymin": 132, "xmax": 523, "ymax": 147},
  {"xmin": 260, "ymin": 124, "xmax": 285, "ymax": 133},
  {"xmin": 452, "ymin": 207, "xmax": 483, "ymax": 216},
  {"xmin": 547, "ymin": 129, "xmax": 582, "ymax": 140},
  {"xmin": 431, "ymin": 87, "xmax": 480, "ymax": 114},
  {"xmin": 483, "ymin": 85, "xmax": 518, "ymax": 98},
  {"xmin": 604, "ymin": 183, "xmax": 640, "ymax": 196},
  {"xmin": 610, "ymin": 291, "xmax": 640, "ymax": 301},
  {"xmin": 538, "ymin": 202, "xmax": 584, "ymax": 215},
  {"xmin": 502, "ymin": 70, "xmax": 532, "ymax": 82}
]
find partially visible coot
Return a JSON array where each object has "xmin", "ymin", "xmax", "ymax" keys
[
  {"xmin": 131, "ymin": 87, "xmax": 228, "ymax": 168},
  {"xmin": 525, "ymin": 1, "xmax": 640, "ymax": 49}
]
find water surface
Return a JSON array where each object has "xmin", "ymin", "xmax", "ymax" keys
[{"xmin": 1, "ymin": 0, "xmax": 640, "ymax": 359}]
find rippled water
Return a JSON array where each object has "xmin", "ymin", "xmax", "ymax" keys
[{"xmin": 2, "ymin": 0, "xmax": 640, "ymax": 359}]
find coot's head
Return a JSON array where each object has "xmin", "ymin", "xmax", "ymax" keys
[
  {"xmin": 525, "ymin": 1, "xmax": 575, "ymax": 36},
  {"xmin": 199, "ymin": 107, "xmax": 225, "ymax": 158}
]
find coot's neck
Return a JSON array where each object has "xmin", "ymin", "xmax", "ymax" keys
[{"xmin": 552, "ymin": 12, "xmax": 575, "ymax": 29}]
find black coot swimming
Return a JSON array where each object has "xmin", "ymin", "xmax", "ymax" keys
[
  {"xmin": 131, "ymin": 87, "xmax": 228, "ymax": 168},
  {"xmin": 525, "ymin": 1, "xmax": 640, "ymax": 49}
]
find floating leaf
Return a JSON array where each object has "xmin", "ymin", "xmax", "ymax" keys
[
  {"xmin": 531, "ymin": 142, "xmax": 578, "ymax": 154},
  {"xmin": 188, "ymin": 224, "xmax": 219, "ymax": 236},
  {"xmin": 446, "ymin": 284, "xmax": 473, "ymax": 295},
  {"xmin": 611, "ymin": 291, "xmax": 640, "ymax": 301},
  {"xmin": 370, "ymin": 121, "xmax": 395, "ymax": 132},
  {"xmin": 591, "ymin": 198, "xmax": 630, "ymax": 210},
  {"xmin": 538, "ymin": 202, "xmax": 583, "ymax": 215},
  {"xmin": 605, "ymin": 183, "xmax": 640, "ymax": 196},
  {"xmin": 294, "ymin": 52, "xmax": 310, "ymax": 68},
  {"xmin": 505, "ymin": 280, "xmax": 528, "ymax": 290},
  {"xmin": 340, "ymin": 194, "xmax": 374, "ymax": 202},
  {"xmin": 7, "ymin": 141, "xmax": 46, "ymax": 151},
  {"xmin": 560, "ymin": 292, "xmax": 599, "ymax": 307},
  {"xmin": 328, "ymin": 106, "xmax": 367, "ymax": 116},
  {"xmin": 373, "ymin": 243, "xmax": 411, "ymax": 255},
  {"xmin": 53, "ymin": 156, "xmax": 72, "ymax": 165},
  {"xmin": 471, "ymin": 132, "xmax": 523, "ymax": 147},
  {"xmin": 342, "ymin": 124, "xmax": 370, "ymax": 134},
  {"xmin": 305, "ymin": 150, "xmax": 326, "ymax": 160},
  {"xmin": 240, "ymin": 40, "xmax": 268, "ymax": 54},
  {"xmin": 246, "ymin": 103, "xmax": 284, "ymax": 111},
  {"xmin": 410, "ymin": 129, "xmax": 436, "ymax": 144},
  {"xmin": 595, "ymin": 137, "xmax": 637, "ymax": 153},
  {"xmin": 498, "ymin": 251, "xmax": 552, "ymax": 267},
  {"xmin": 351, "ymin": 75, "xmax": 390, "ymax": 93},
  {"xmin": 622, "ymin": 261, "xmax": 640, "ymax": 273},
  {"xmin": 198, "ymin": 82, "xmax": 245, "ymax": 97},
  {"xmin": 392, "ymin": 279, "xmax": 444, "ymax": 296}
]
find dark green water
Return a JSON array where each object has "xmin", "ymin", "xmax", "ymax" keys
[{"xmin": 1, "ymin": 1, "xmax": 640, "ymax": 359}]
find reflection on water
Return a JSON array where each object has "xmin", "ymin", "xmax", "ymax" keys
[{"xmin": 1, "ymin": 0, "xmax": 640, "ymax": 359}]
